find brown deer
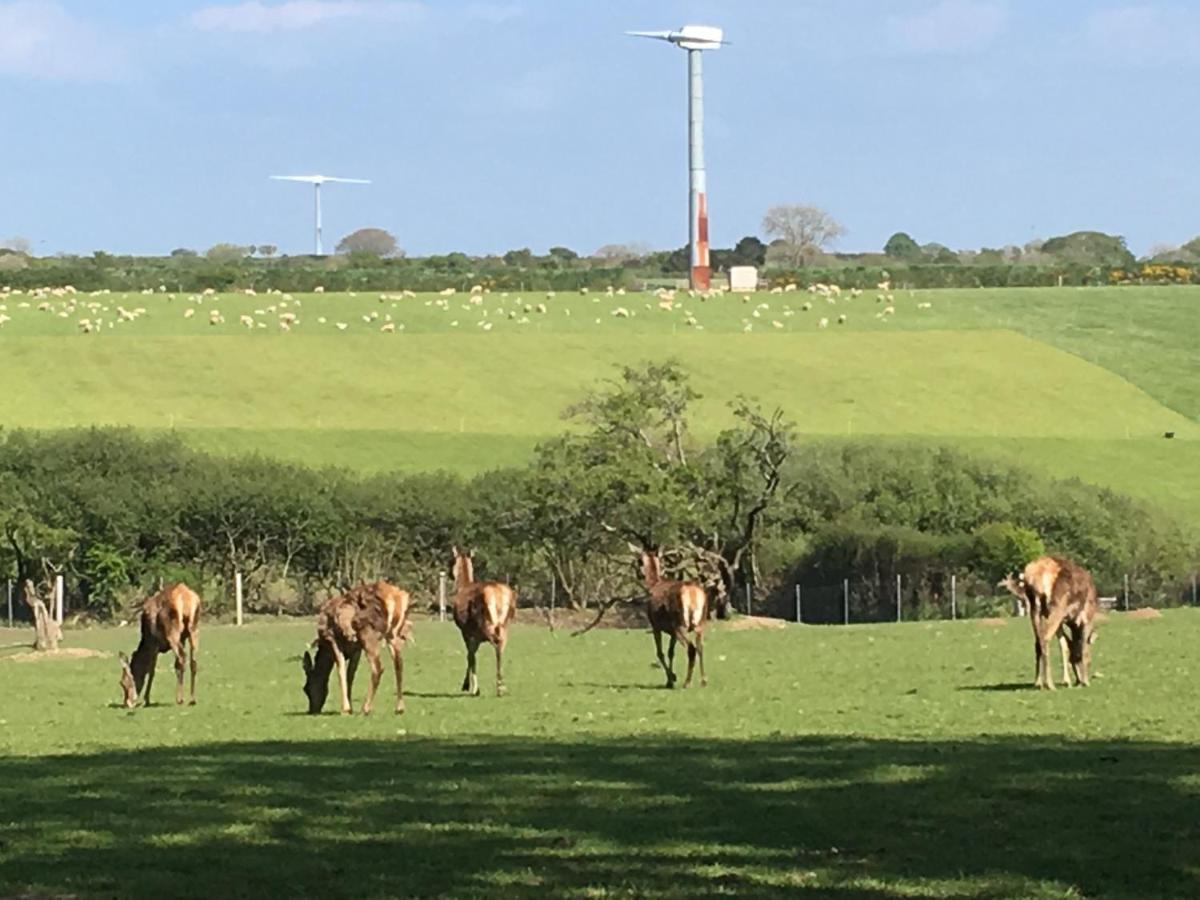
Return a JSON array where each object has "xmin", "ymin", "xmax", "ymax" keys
[
  {"xmin": 302, "ymin": 580, "xmax": 412, "ymax": 715},
  {"xmin": 451, "ymin": 547, "xmax": 516, "ymax": 696},
  {"xmin": 637, "ymin": 547, "xmax": 708, "ymax": 689},
  {"xmin": 118, "ymin": 583, "xmax": 201, "ymax": 708},
  {"xmin": 999, "ymin": 555, "xmax": 1098, "ymax": 690}
]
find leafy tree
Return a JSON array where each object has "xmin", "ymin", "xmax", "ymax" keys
[
  {"xmin": 335, "ymin": 228, "xmax": 399, "ymax": 258},
  {"xmin": 730, "ymin": 235, "xmax": 767, "ymax": 267},
  {"xmin": 971, "ymin": 522, "xmax": 1045, "ymax": 582},
  {"xmin": 206, "ymin": 243, "xmax": 252, "ymax": 263},
  {"xmin": 257, "ymin": 244, "xmax": 278, "ymax": 258},
  {"xmin": 0, "ymin": 236, "xmax": 32, "ymax": 254},
  {"xmin": 761, "ymin": 204, "xmax": 845, "ymax": 267},
  {"xmin": 503, "ymin": 247, "xmax": 534, "ymax": 267},
  {"xmin": 921, "ymin": 242, "xmax": 958, "ymax": 265},
  {"xmin": 1041, "ymin": 231, "xmax": 1136, "ymax": 268},
  {"xmin": 170, "ymin": 248, "xmax": 198, "ymax": 258},
  {"xmin": 548, "ymin": 246, "xmax": 578, "ymax": 262},
  {"xmin": 884, "ymin": 232, "xmax": 922, "ymax": 260}
]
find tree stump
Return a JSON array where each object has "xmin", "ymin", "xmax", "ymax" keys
[{"xmin": 23, "ymin": 579, "xmax": 61, "ymax": 652}]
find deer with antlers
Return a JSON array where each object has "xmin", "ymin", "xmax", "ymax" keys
[
  {"xmin": 451, "ymin": 547, "xmax": 516, "ymax": 697},
  {"xmin": 637, "ymin": 546, "xmax": 708, "ymax": 689},
  {"xmin": 999, "ymin": 555, "xmax": 1098, "ymax": 690},
  {"xmin": 118, "ymin": 583, "xmax": 201, "ymax": 708},
  {"xmin": 302, "ymin": 580, "xmax": 412, "ymax": 715}
]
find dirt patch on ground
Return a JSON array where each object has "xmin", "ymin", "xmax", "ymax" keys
[
  {"xmin": 977, "ymin": 618, "xmax": 1008, "ymax": 627},
  {"xmin": 720, "ymin": 615, "xmax": 789, "ymax": 631},
  {"xmin": 1125, "ymin": 607, "xmax": 1162, "ymax": 620},
  {"xmin": 2, "ymin": 647, "xmax": 107, "ymax": 663}
]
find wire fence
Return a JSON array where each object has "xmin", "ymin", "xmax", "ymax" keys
[{"xmin": 4, "ymin": 568, "xmax": 1199, "ymax": 630}]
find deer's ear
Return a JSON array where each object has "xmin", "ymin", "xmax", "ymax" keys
[{"xmin": 302, "ymin": 651, "xmax": 313, "ymax": 676}]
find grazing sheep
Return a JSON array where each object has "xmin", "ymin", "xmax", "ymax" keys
[
  {"xmin": 801, "ymin": 301, "xmax": 813, "ymax": 311},
  {"xmin": 818, "ymin": 318, "xmax": 829, "ymax": 329},
  {"xmin": 771, "ymin": 320, "xmax": 784, "ymax": 329},
  {"xmin": 611, "ymin": 307, "xmax": 630, "ymax": 318},
  {"xmin": 317, "ymin": 316, "xmax": 327, "ymax": 324},
  {"xmin": 917, "ymin": 302, "xmax": 933, "ymax": 310},
  {"xmin": 380, "ymin": 322, "xmax": 396, "ymax": 333},
  {"xmin": 335, "ymin": 322, "xmax": 348, "ymax": 331},
  {"xmin": 314, "ymin": 286, "xmax": 325, "ymax": 294},
  {"xmin": 837, "ymin": 314, "xmax": 847, "ymax": 324}
]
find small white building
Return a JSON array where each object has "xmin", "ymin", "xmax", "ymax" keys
[{"xmin": 729, "ymin": 266, "xmax": 758, "ymax": 293}]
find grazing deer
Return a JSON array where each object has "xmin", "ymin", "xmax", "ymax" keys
[
  {"xmin": 118, "ymin": 583, "xmax": 201, "ymax": 708},
  {"xmin": 999, "ymin": 555, "xmax": 1098, "ymax": 690},
  {"xmin": 451, "ymin": 547, "xmax": 516, "ymax": 696},
  {"xmin": 637, "ymin": 547, "xmax": 708, "ymax": 689},
  {"xmin": 302, "ymin": 580, "xmax": 412, "ymax": 715}
]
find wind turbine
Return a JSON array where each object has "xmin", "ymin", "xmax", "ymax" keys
[
  {"xmin": 628, "ymin": 25, "xmax": 727, "ymax": 291},
  {"xmin": 269, "ymin": 174, "xmax": 371, "ymax": 255}
]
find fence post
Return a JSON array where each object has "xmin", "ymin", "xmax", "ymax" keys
[
  {"xmin": 745, "ymin": 583, "xmax": 752, "ymax": 617},
  {"xmin": 55, "ymin": 575, "xmax": 64, "ymax": 625},
  {"xmin": 438, "ymin": 572, "xmax": 447, "ymax": 623},
  {"xmin": 896, "ymin": 574, "xmax": 902, "ymax": 623},
  {"xmin": 6, "ymin": 579, "xmax": 11, "ymax": 628},
  {"xmin": 843, "ymin": 579, "xmax": 849, "ymax": 626},
  {"xmin": 1123, "ymin": 574, "xmax": 1130, "ymax": 612},
  {"xmin": 950, "ymin": 574, "xmax": 957, "ymax": 621},
  {"xmin": 794, "ymin": 584, "xmax": 801, "ymax": 624},
  {"xmin": 1192, "ymin": 572, "xmax": 1197, "ymax": 607},
  {"xmin": 235, "ymin": 571, "xmax": 244, "ymax": 626},
  {"xmin": 550, "ymin": 578, "xmax": 556, "ymax": 616}
]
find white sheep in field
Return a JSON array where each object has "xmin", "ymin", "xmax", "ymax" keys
[
  {"xmin": 380, "ymin": 322, "xmax": 396, "ymax": 333},
  {"xmin": 784, "ymin": 283, "xmax": 798, "ymax": 293},
  {"xmin": 535, "ymin": 303, "xmax": 547, "ymax": 314},
  {"xmin": 838, "ymin": 314, "xmax": 847, "ymax": 324},
  {"xmin": 203, "ymin": 288, "xmax": 216, "ymax": 296},
  {"xmin": 579, "ymin": 287, "xmax": 589, "ymax": 295},
  {"xmin": 0, "ymin": 314, "xmax": 9, "ymax": 326},
  {"xmin": 439, "ymin": 288, "xmax": 455, "ymax": 297},
  {"xmin": 317, "ymin": 316, "xmax": 327, "ymax": 324},
  {"xmin": 616, "ymin": 287, "xmax": 626, "ymax": 296},
  {"xmin": 546, "ymin": 291, "xmax": 556, "ymax": 299},
  {"xmin": 239, "ymin": 314, "xmax": 255, "ymax": 328},
  {"xmin": 208, "ymin": 311, "xmax": 224, "ymax": 325},
  {"xmin": 801, "ymin": 301, "xmax": 813, "ymax": 311},
  {"xmin": 254, "ymin": 309, "xmax": 265, "ymax": 316},
  {"xmin": 743, "ymin": 322, "xmax": 753, "ymax": 332},
  {"xmin": 877, "ymin": 280, "xmax": 891, "ymax": 291},
  {"xmin": 282, "ymin": 293, "xmax": 294, "ymax": 302},
  {"xmin": 772, "ymin": 320, "xmax": 784, "ymax": 329},
  {"xmin": 469, "ymin": 284, "xmax": 482, "ymax": 294},
  {"xmin": 335, "ymin": 322, "xmax": 348, "ymax": 331},
  {"xmin": 402, "ymin": 290, "xmax": 416, "ymax": 299},
  {"xmin": 769, "ymin": 286, "xmax": 783, "ymax": 295},
  {"xmin": 78, "ymin": 319, "xmax": 93, "ymax": 332},
  {"xmin": 818, "ymin": 317, "xmax": 829, "ymax": 329},
  {"xmin": 37, "ymin": 301, "xmax": 50, "ymax": 312},
  {"xmin": 883, "ymin": 305, "xmax": 895, "ymax": 316},
  {"xmin": 314, "ymin": 286, "xmax": 326, "ymax": 294},
  {"xmin": 481, "ymin": 322, "xmax": 493, "ymax": 331},
  {"xmin": 917, "ymin": 302, "xmax": 933, "ymax": 310},
  {"xmin": 279, "ymin": 321, "xmax": 291, "ymax": 332},
  {"xmin": 611, "ymin": 307, "xmax": 630, "ymax": 318}
]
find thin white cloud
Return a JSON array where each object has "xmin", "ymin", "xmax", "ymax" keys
[
  {"xmin": 888, "ymin": 0, "xmax": 1009, "ymax": 55},
  {"xmin": 191, "ymin": 1, "xmax": 425, "ymax": 33},
  {"xmin": 0, "ymin": 2, "xmax": 130, "ymax": 82},
  {"xmin": 1083, "ymin": 5, "xmax": 1200, "ymax": 65},
  {"xmin": 463, "ymin": 3, "xmax": 522, "ymax": 25}
]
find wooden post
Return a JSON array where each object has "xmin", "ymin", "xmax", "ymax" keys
[
  {"xmin": 55, "ymin": 575, "xmax": 64, "ymax": 625},
  {"xmin": 794, "ymin": 584, "xmax": 801, "ymax": 624},
  {"xmin": 896, "ymin": 574, "xmax": 902, "ymax": 623},
  {"xmin": 438, "ymin": 572, "xmax": 447, "ymax": 623},
  {"xmin": 745, "ymin": 583, "xmax": 752, "ymax": 617},
  {"xmin": 1123, "ymin": 574, "xmax": 1130, "ymax": 611},
  {"xmin": 235, "ymin": 571, "xmax": 244, "ymax": 626},
  {"xmin": 6, "ymin": 579, "xmax": 12, "ymax": 628},
  {"xmin": 843, "ymin": 579, "xmax": 849, "ymax": 626},
  {"xmin": 950, "ymin": 574, "xmax": 957, "ymax": 621},
  {"xmin": 1192, "ymin": 572, "xmax": 1197, "ymax": 606}
]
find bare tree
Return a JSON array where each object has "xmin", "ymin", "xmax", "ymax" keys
[
  {"xmin": 761, "ymin": 204, "xmax": 845, "ymax": 267},
  {"xmin": 0, "ymin": 236, "xmax": 32, "ymax": 254},
  {"xmin": 592, "ymin": 242, "xmax": 652, "ymax": 263}
]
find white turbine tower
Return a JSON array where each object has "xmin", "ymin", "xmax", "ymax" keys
[
  {"xmin": 628, "ymin": 24, "xmax": 727, "ymax": 291},
  {"xmin": 269, "ymin": 174, "xmax": 371, "ymax": 255}
]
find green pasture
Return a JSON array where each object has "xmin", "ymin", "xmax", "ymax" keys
[
  {"xmin": 1, "ymin": 611, "xmax": 1197, "ymax": 897},
  {"xmin": 0, "ymin": 286, "xmax": 1198, "ymax": 515}
]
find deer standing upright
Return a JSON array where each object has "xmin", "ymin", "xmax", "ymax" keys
[
  {"xmin": 118, "ymin": 583, "xmax": 201, "ymax": 708},
  {"xmin": 302, "ymin": 580, "xmax": 412, "ymax": 715},
  {"xmin": 1000, "ymin": 555, "xmax": 1098, "ymax": 690},
  {"xmin": 638, "ymin": 547, "xmax": 708, "ymax": 689},
  {"xmin": 451, "ymin": 547, "xmax": 516, "ymax": 697}
]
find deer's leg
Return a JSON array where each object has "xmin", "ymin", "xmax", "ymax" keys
[
  {"xmin": 494, "ymin": 630, "xmax": 508, "ymax": 698},
  {"xmin": 666, "ymin": 633, "xmax": 679, "ymax": 689},
  {"xmin": 360, "ymin": 636, "xmax": 383, "ymax": 716},
  {"xmin": 331, "ymin": 642, "xmax": 352, "ymax": 714},
  {"xmin": 388, "ymin": 639, "xmax": 405, "ymax": 714},
  {"xmin": 676, "ymin": 627, "xmax": 697, "ymax": 688},
  {"xmin": 695, "ymin": 630, "xmax": 707, "ymax": 687},
  {"xmin": 1037, "ymin": 606, "xmax": 1067, "ymax": 691},
  {"xmin": 652, "ymin": 628, "xmax": 674, "ymax": 687},
  {"xmin": 187, "ymin": 631, "xmax": 199, "ymax": 705},
  {"xmin": 1028, "ymin": 601, "xmax": 1049, "ymax": 689},
  {"xmin": 1058, "ymin": 629, "xmax": 1073, "ymax": 687},
  {"xmin": 1069, "ymin": 621, "xmax": 1091, "ymax": 687},
  {"xmin": 144, "ymin": 654, "xmax": 158, "ymax": 706},
  {"xmin": 168, "ymin": 638, "xmax": 186, "ymax": 705},
  {"xmin": 463, "ymin": 636, "xmax": 481, "ymax": 696}
]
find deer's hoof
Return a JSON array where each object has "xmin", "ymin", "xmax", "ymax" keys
[
  {"xmin": 395, "ymin": 704, "xmax": 406, "ymax": 715},
  {"xmin": 497, "ymin": 686, "xmax": 508, "ymax": 698},
  {"xmin": 189, "ymin": 700, "xmax": 197, "ymax": 706}
]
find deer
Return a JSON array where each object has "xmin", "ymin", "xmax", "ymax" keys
[
  {"xmin": 450, "ymin": 546, "xmax": 516, "ymax": 697},
  {"xmin": 999, "ymin": 555, "xmax": 1098, "ymax": 690},
  {"xmin": 636, "ymin": 546, "xmax": 708, "ymax": 689},
  {"xmin": 302, "ymin": 580, "xmax": 412, "ymax": 715},
  {"xmin": 118, "ymin": 583, "xmax": 201, "ymax": 708}
]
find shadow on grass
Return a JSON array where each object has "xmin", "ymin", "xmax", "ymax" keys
[
  {"xmin": 0, "ymin": 735, "xmax": 1196, "ymax": 898},
  {"xmin": 956, "ymin": 682, "xmax": 1035, "ymax": 692}
]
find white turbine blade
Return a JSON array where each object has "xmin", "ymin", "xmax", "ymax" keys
[
  {"xmin": 626, "ymin": 30, "xmax": 676, "ymax": 41},
  {"xmin": 321, "ymin": 177, "xmax": 371, "ymax": 184},
  {"xmin": 270, "ymin": 175, "xmax": 321, "ymax": 183}
]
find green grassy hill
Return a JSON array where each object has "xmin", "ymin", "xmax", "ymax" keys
[{"xmin": 1, "ymin": 285, "xmax": 1196, "ymax": 515}]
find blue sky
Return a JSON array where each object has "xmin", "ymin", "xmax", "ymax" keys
[{"xmin": 0, "ymin": 0, "xmax": 1196, "ymax": 257}]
